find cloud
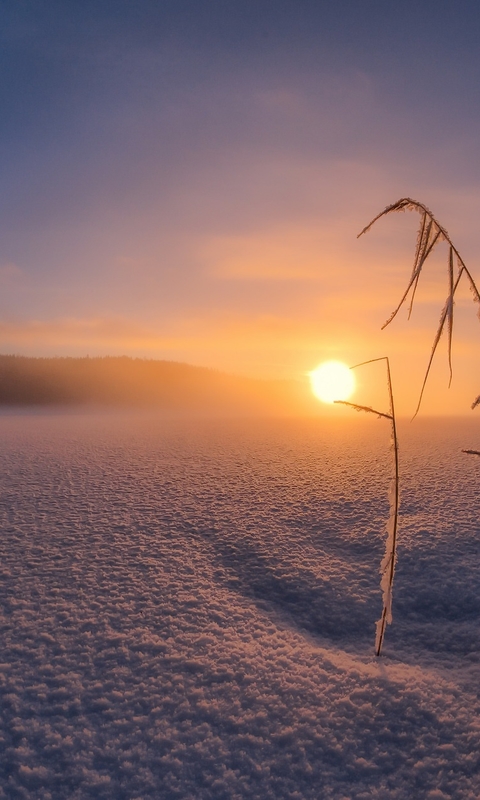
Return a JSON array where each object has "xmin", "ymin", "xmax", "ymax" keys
[{"xmin": 201, "ymin": 226, "xmax": 330, "ymax": 281}]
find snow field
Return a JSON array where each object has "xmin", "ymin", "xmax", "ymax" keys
[{"xmin": 0, "ymin": 413, "xmax": 479, "ymax": 799}]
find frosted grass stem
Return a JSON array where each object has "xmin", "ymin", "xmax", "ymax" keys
[
  {"xmin": 335, "ymin": 356, "xmax": 399, "ymax": 657},
  {"xmin": 358, "ymin": 198, "xmax": 480, "ymax": 416}
]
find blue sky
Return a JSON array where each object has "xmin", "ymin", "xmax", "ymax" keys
[{"xmin": 2, "ymin": 0, "xmax": 480, "ymax": 412}]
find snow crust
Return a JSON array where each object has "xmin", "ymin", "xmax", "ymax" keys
[{"xmin": 0, "ymin": 413, "xmax": 479, "ymax": 799}]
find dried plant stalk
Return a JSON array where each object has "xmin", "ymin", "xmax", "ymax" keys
[
  {"xmin": 358, "ymin": 198, "xmax": 480, "ymax": 415},
  {"xmin": 447, "ymin": 246, "xmax": 454, "ymax": 387},
  {"xmin": 336, "ymin": 356, "xmax": 399, "ymax": 657}
]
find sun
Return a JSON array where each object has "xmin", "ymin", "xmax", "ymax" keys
[{"xmin": 309, "ymin": 360, "xmax": 355, "ymax": 404}]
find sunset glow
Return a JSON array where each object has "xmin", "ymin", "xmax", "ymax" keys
[
  {"xmin": 309, "ymin": 360, "xmax": 355, "ymax": 404},
  {"xmin": 1, "ymin": 1, "xmax": 480, "ymax": 419},
  {"xmin": 3, "ymin": 5, "xmax": 480, "ymax": 799}
]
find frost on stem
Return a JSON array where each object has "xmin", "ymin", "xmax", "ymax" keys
[
  {"xmin": 374, "ymin": 446, "xmax": 399, "ymax": 656},
  {"xmin": 335, "ymin": 356, "xmax": 399, "ymax": 656},
  {"xmin": 359, "ymin": 198, "xmax": 480, "ymax": 417}
]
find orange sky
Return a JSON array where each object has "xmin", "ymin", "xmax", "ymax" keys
[
  {"xmin": 2, "ymin": 3, "xmax": 480, "ymax": 417},
  {"xmin": 2, "ymin": 185, "xmax": 480, "ymax": 417}
]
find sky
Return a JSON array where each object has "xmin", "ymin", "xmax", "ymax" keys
[{"xmin": 2, "ymin": 0, "xmax": 480, "ymax": 414}]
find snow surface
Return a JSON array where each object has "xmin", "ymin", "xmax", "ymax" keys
[{"xmin": 0, "ymin": 412, "xmax": 479, "ymax": 799}]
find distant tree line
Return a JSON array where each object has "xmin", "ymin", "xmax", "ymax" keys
[{"xmin": 0, "ymin": 355, "xmax": 313, "ymax": 414}]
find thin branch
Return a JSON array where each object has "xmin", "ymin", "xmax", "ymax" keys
[
  {"xmin": 412, "ymin": 268, "xmax": 463, "ymax": 419},
  {"xmin": 334, "ymin": 400, "xmax": 392, "ymax": 420},
  {"xmin": 407, "ymin": 272, "xmax": 421, "ymax": 320},
  {"xmin": 374, "ymin": 356, "xmax": 399, "ymax": 657},
  {"xmin": 462, "ymin": 449, "xmax": 480, "ymax": 456},
  {"xmin": 335, "ymin": 356, "xmax": 399, "ymax": 657},
  {"xmin": 464, "ymin": 264, "xmax": 480, "ymax": 321},
  {"xmin": 357, "ymin": 198, "xmax": 424, "ymax": 238},
  {"xmin": 358, "ymin": 197, "xmax": 480, "ymax": 416},
  {"xmin": 411, "ymin": 210, "xmax": 428, "ymax": 281},
  {"xmin": 407, "ymin": 211, "xmax": 427, "ymax": 319},
  {"xmin": 350, "ymin": 356, "xmax": 392, "ymax": 369},
  {"xmin": 447, "ymin": 246, "xmax": 454, "ymax": 387},
  {"xmin": 381, "ymin": 226, "xmax": 442, "ymax": 330},
  {"xmin": 358, "ymin": 197, "xmax": 449, "ymax": 247}
]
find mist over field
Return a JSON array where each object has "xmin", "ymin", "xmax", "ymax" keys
[
  {"xmin": 1, "ymin": 412, "xmax": 479, "ymax": 798},
  {"xmin": 0, "ymin": 355, "xmax": 319, "ymax": 416}
]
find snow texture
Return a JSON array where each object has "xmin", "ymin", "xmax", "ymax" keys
[{"xmin": 0, "ymin": 411, "xmax": 479, "ymax": 799}]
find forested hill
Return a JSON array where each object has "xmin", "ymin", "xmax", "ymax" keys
[{"xmin": 0, "ymin": 355, "xmax": 317, "ymax": 415}]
